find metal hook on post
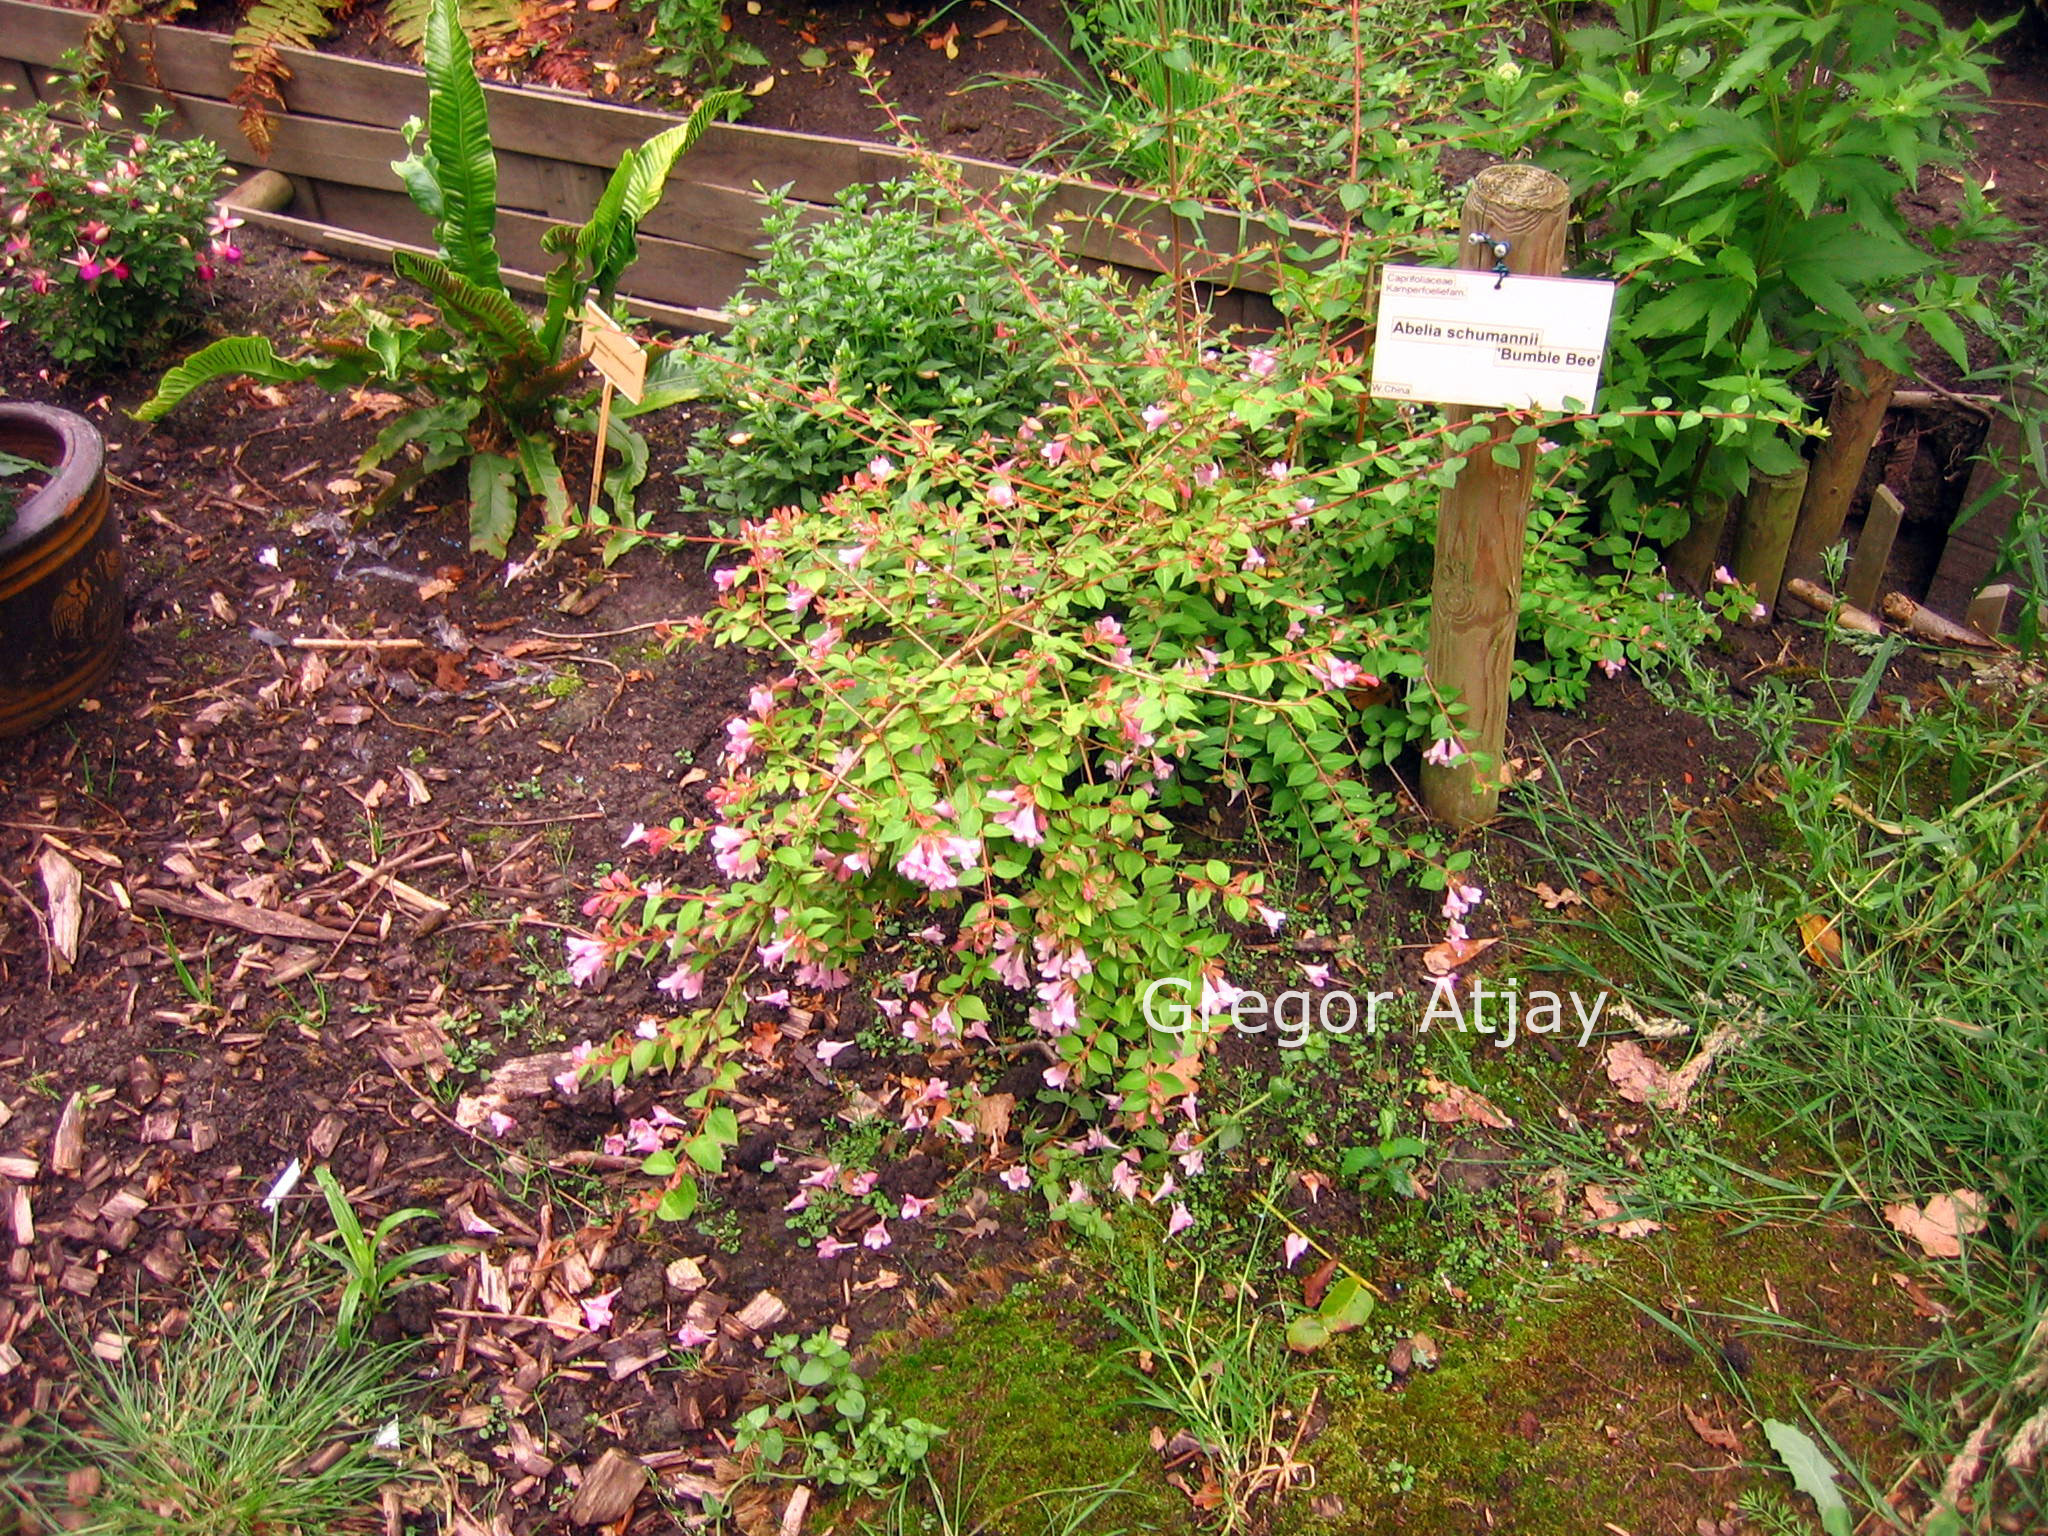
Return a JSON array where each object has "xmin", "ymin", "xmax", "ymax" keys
[{"xmin": 1469, "ymin": 231, "xmax": 1513, "ymax": 289}]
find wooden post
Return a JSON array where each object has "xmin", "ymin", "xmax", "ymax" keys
[
  {"xmin": 1842, "ymin": 483, "xmax": 1904, "ymax": 616},
  {"xmin": 1777, "ymin": 354, "xmax": 1899, "ymax": 608},
  {"xmin": 587, "ymin": 378, "xmax": 616, "ymax": 520},
  {"xmin": 1665, "ymin": 493, "xmax": 1733, "ymax": 591},
  {"xmin": 1966, "ymin": 584, "xmax": 2012, "ymax": 640},
  {"xmin": 1733, "ymin": 462, "xmax": 1808, "ymax": 604},
  {"xmin": 1420, "ymin": 164, "xmax": 1571, "ymax": 829}
]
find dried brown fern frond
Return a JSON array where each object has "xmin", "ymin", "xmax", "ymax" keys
[{"xmin": 230, "ymin": 0, "xmax": 351, "ymax": 154}]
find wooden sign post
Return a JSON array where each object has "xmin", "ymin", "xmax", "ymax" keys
[
  {"xmin": 1418, "ymin": 165, "xmax": 1572, "ymax": 828},
  {"xmin": 580, "ymin": 300, "xmax": 648, "ymax": 520}
]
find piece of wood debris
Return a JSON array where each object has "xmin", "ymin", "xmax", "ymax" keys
[
  {"xmin": 134, "ymin": 888, "xmax": 352, "ymax": 944},
  {"xmin": 724, "ymin": 1290, "xmax": 789, "ymax": 1339},
  {"xmin": 51, "ymin": 1094, "xmax": 85, "ymax": 1177},
  {"xmin": 566, "ymin": 1448, "xmax": 646, "ymax": 1528},
  {"xmin": 779, "ymin": 1485, "xmax": 810, "ymax": 1536},
  {"xmin": 38, "ymin": 850, "xmax": 83, "ymax": 971}
]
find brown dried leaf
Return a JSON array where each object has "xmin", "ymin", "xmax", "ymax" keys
[
  {"xmin": 1604, "ymin": 1039, "xmax": 1671, "ymax": 1106},
  {"xmin": 1534, "ymin": 881, "xmax": 1584, "ymax": 910},
  {"xmin": 1797, "ymin": 912, "xmax": 1843, "ymax": 969},
  {"xmin": 1419, "ymin": 1074, "xmax": 1513, "ymax": 1129},
  {"xmin": 1422, "ymin": 934, "xmax": 1499, "ymax": 976},
  {"xmin": 1681, "ymin": 1401, "xmax": 1743, "ymax": 1454},
  {"xmin": 1884, "ymin": 1190, "xmax": 1988, "ymax": 1259}
]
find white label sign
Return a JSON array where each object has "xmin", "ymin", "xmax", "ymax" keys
[{"xmin": 1368, "ymin": 264, "xmax": 1616, "ymax": 411}]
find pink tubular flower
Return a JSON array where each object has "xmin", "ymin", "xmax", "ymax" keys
[
  {"xmin": 713, "ymin": 564, "xmax": 749, "ymax": 592},
  {"xmin": 988, "ymin": 786, "xmax": 1045, "ymax": 846},
  {"xmin": 1308, "ymin": 655, "xmax": 1372, "ymax": 692},
  {"xmin": 1041, "ymin": 437, "xmax": 1069, "ymax": 467},
  {"xmin": 1422, "ymin": 737, "xmax": 1465, "ymax": 768},
  {"xmin": 580, "ymin": 1290, "xmax": 619, "ymax": 1332},
  {"xmin": 1283, "ymin": 1233, "xmax": 1310, "ymax": 1268},
  {"xmin": 1599, "ymin": 656, "xmax": 1627, "ymax": 678},
  {"xmin": 1000, "ymin": 1165, "xmax": 1031, "ymax": 1192},
  {"xmin": 1110, "ymin": 1161, "xmax": 1141, "ymax": 1201},
  {"xmin": 867, "ymin": 454, "xmax": 895, "ymax": 482},
  {"xmin": 896, "ymin": 833, "xmax": 981, "ymax": 892},
  {"xmin": 723, "ymin": 715, "xmax": 758, "ymax": 768},
  {"xmin": 675, "ymin": 1323, "xmax": 716, "ymax": 1348},
  {"xmin": 1245, "ymin": 346, "xmax": 1278, "ymax": 379},
  {"xmin": 79, "ymin": 220, "xmax": 109, "ymax": 244},
  {"xmin": 65, "ymin": 249, "xmax": 103, "ymax": 284},
  {"xmin": 565, "ymin": 935, "xmax": 608, "ymax": 987},
  {"xmin": 1194, "ymin": 462, "xmax": 1222, "ymax": 489},
  {"xmin": 1301, "ymin": 963, "xmax": 1332, "ymax": 988},
  {"xmin": 987, "ymin": 477, "xmax": 1017, "ymax": 508},
  {"xmin": 1141, "ymin": 402, "xmax": 1173, "ymax": 431},
  {"xmin": 710, "ymin": 824, "xmax": 761, "ymax": 880},
  {"xmin": 899, "ymin": 1194, "xmax": 935, "ymax": 1221},
  {"xmin": 1266, "ymin": 461, "xmax": 1290, "ymax": 483},
  {"xmin": 815, "ymin": 1236, "xmax": 854, "ymax": 1260},
  {"xmin": 1167, "ymin": 1202, "xmax": 1196, "ymax": 1237},
  {"xmin": 785, "ymin": 584, "xmax": 815, "ymax": 618},
  {"xmin": 862, "ymin": 1222, "xmax": 893, "ymax": 1251}
]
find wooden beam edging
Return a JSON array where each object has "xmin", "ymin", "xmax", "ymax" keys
[{"xmin": 0, "ymin": 0, "xmax": 1335, "ymax": 297}]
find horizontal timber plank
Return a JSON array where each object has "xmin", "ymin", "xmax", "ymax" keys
[
  {"xmin": 0, "ymin": 0, "xmax": 1327, "ymax": 293},
  {"xmin": 236, "ymin": 206, "xmax": 730, "ymax": 334}
]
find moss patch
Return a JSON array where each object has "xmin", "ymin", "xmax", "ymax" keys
[{"xmin": 863, "ymin": 1280, "xmax": 1194, "ymax": 1533}]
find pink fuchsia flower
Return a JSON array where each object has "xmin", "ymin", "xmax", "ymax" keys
[
  {"xmin": 1141, "ymin": 402, "xmax": 1173, "ymax": 431},
  {"xmin": 675, "ymin": 1324, "xmax": 716, "ymax": 1348},
  {"xmin": 3, "ymin": 232, "xmax": 29, "ymax": 259},
  {"xmin": 862, "ymin": 1222, "xmax": 893, "ymax": 1251},
  {"xmin": 1167, "ymin": 1202, "xmax": 1196, "ymax": 1237},
  {"xmin": 1283, "ymin": 1233, "xmax": 1310, "ymax": 1268},
  {"xmin": 208, "ymin": 237, "xmax": 242, "ymax": 264},
  {"xmin": 1000, "ymin": 1165, "xmax": 1032, "ymax": 1192},
  {"xmin": 65, "ymin": 249, "xmax": 104, "ymax": 283},
  {"xmin": 25, "ymin": 269, "xmax": 50, "ymax": 295},
  {"xmin": 815, "ymin": 1236, "xmax": 854, "ymax": 1260},
  {"xmin": 1422, "ymin": 737, "xmax": 1465, "ymax": 768},
  {"xmin": 1245, "ymin": 346, "xmax": 1279, "ymax": 379},
  {"xmin": 899, "ymin": 1194, "xmax": 935, "ymax": 1220},
  {"xmin": 79, "ymin": 220, "xmax": 110, "ymax": 244},
  {"xmin": 565, "ymin": 935, "xmax": 608, "ymax": 987},
  {"xmin": 206, "ymin": 210, "xmax": 244, "ymax": 238},
  {"xmin": 580, "ymin": 1289, "xmax": 619, "ymax": 1332},
  {"xmin": 988, "ymin": 787, "xmax": 1045, "ymax": 846},
  {"xmin": 1301, "ymin": 963, "xmax": 1332, "ymax": 989}
]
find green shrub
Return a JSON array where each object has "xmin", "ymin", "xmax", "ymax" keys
[
  {"xmin": 0, "ymin": 90, "xmax": 225, "ymax": 368},
  {"xmin": 680, "ymin": 175, "xmax": 1137, "ymax": 514}
]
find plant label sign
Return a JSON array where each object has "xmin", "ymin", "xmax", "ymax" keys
[
  {"xmin": 580, "ymin": 301, "xmax": 647, "ymax": 404},
  {"xmin": 1368, "ymin": 265, "xmax": 1616, "ymax": 411}
]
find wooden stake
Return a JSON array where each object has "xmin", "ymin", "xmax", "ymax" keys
[
  {"xmin": 587, "ymin": 377, "xmax": 615, "ymax": 520},
  {"xmin": 1732, "ymin": 461, "xmax": 1809, "ymax": 602},
  {"xmin": 1967, "ymin": 583, "xmax": 2013, "ymax": 640},
  {"xmin": 1842, "ymin": 483, "xmax": 1904, "ymax": 616},
  {"xmin": 1778, "ymin": 354, "xmax": 1899, "ymax": 608},
  {"xmin": 1664, "ymin": 493, "xmax": 1733, "ymax": 592},
  {"xmin": 1420, "ymin": 164, "xmax": 1571, "ymax": 829}
]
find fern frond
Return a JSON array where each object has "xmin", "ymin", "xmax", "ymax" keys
[
  {"xmin": 382, "ymin": 0, "xmax": 519, "ymax": 52},
  {"xmin": 391, "ymin": 249, "xmax": 540, "ymax": 362},
  {"xmin": 230, "ymin": 0, "xmax": 348, "ymax": 155},
  {"xmin": 135, "ymin": 336, "xmax": 316, "ymax": 421}
]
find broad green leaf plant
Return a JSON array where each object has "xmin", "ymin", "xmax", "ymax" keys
[
  {"xmin": 1466, "ymin": 0, "xmax": 2007, "ymax": 542},
  {"xmin": 137, "ymin": 0, "xmax": 736, "ymax": 559}
]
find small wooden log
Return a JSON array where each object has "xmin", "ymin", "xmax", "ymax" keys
[
  {"xmin": 1880, "ymin": 593, "xmax": 2006, "ymax": 650},
  {"xmin": 1420, "ymin": 164, "xmax": 1571, "ymax": 829},
  {"xmin": 219, "ymin": 168, "xmax": 295, "ymax": 215},
  {"xmin": 1967, "ymin": 584, "xmax": 2013, "ymax": 639},
  {"xmin": 1732, "ymin": 462, "xmax": 1809, "ymax": 602},
  {"xmin": 1843, "ymin": 484, "xmax": 1905, "ymax": 616},
  {"xmin": 132, "ymin": 887, "xmax": 352, "ymax": 944},
  {"xmin": 1779, "ymin": 355, "xmax": 1900, "ymax": 606},
  {"xmin": 1782, "ymin": 578, "xmax": 1884, "ymax": 635},
  {"xmin": 566, "ymin": 1448, "xmax": 645, "ymax": 1528}
]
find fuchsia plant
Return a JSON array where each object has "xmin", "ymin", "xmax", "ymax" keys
[{"xmin": 0, "ymin": 92, "xmax": 225, "ymax": 367}]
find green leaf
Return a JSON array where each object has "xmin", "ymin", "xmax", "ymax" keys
[
  {"xmin": 656, "ymin": 1180, "xmax": 700, "ymax": 1222},
  {"xmin": 797, "ymin": 46, "xmax": 828, "ymax": 68},
  {"xmin": 392, "ymin": 249, "xmax": 538, "ymax": 361},
  {"xmin": 1318, "ymin": 1274, "xmax": 1374, "ymax": 1332},
  {"xmin": 1285, "ymin": 1313, "xmax": 1331, "ymax": 1353},
  {"xmin": 640, "ymin": 1149, "xmax": 678, "ymax": 1176},
  {"xmin": 467, "ymin": 450, "xmax": 520, "ymax": 556},
  {"xmin": 514, "ymin": 431, "xmax": 570, "ymax": 527},
  {"xmin": 420, "ymin": 0, "xmax": 502, "ymax": 290},
  {"xmin": 136, "ymin": 336, "xmax": 316, "ymax": 421},
  {"xmin": 1762, "ymin": 1419, "xmax": 1852, "ymax": 1536},
  {"xmin": 580, "ymin": 90, "xmax": 740, "ymax": 304}
]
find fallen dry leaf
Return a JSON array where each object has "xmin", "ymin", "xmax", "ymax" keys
[
  {"xmin": 1681, "ymin": 1401, "xmax": 1743, "ymax": 1454},
  {"xmin": 973, "ymin": 16, "xmax": 1010, "ymax": 35},
  {"xmin": 1302, "ymin": 1257, "xmax": 1338, "ymax": 1309},
  {"xmin": 1422, "ymin": 933, "xmax": 1500, "ymax": 976},
  {"xmin": 1419, "ymin": 1074, "xmax": 1513, "ymax": 1129},
  {"xmin": 1582, "ymin": 1183, "xmax": 1623, "ymax": 1223},
  {"xmin": 1534, "ymin": 881, "xmax": 1584, "ymax": 910},
  {"xmin": 1884, "ymin": 1190, "xmax": 1988, "ymax": 1259},
  {"xmin": 1797, "ymin": 912, "xmax": 1843, "ymax": 969},
  {"xmin": 1604, "ymin": 1039, "xmax": 1670, "ymax": 1106}
]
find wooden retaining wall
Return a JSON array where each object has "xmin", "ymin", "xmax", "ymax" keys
[{"xmin": 0, "ymin": 0, "xmax": 1324, "ymax": 331}]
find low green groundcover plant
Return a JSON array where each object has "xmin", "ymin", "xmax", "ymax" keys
[
  {"xmin": 677, "ymin": 171, "xmax": 1135, "ymax": 515},
  {"xmin": 137, "ymin": 0, "xmax": 733, "ymax": 560},
  {"xmin": 0, "ymin": 89, "xmax": 227, "ymax": 368}
]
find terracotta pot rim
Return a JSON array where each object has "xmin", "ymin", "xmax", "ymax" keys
[{"xmin": 0, "ymin": 403, "xmax": 106, "ymax": 561}]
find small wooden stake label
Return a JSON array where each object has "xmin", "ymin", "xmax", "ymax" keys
[
  {"xmin": 1369, "ymin": 265, "xmax": 1614, "ymax": 412},
  {"xmin": 580, "ymin": 300, "xmax": 647, "ymax": 404}
]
